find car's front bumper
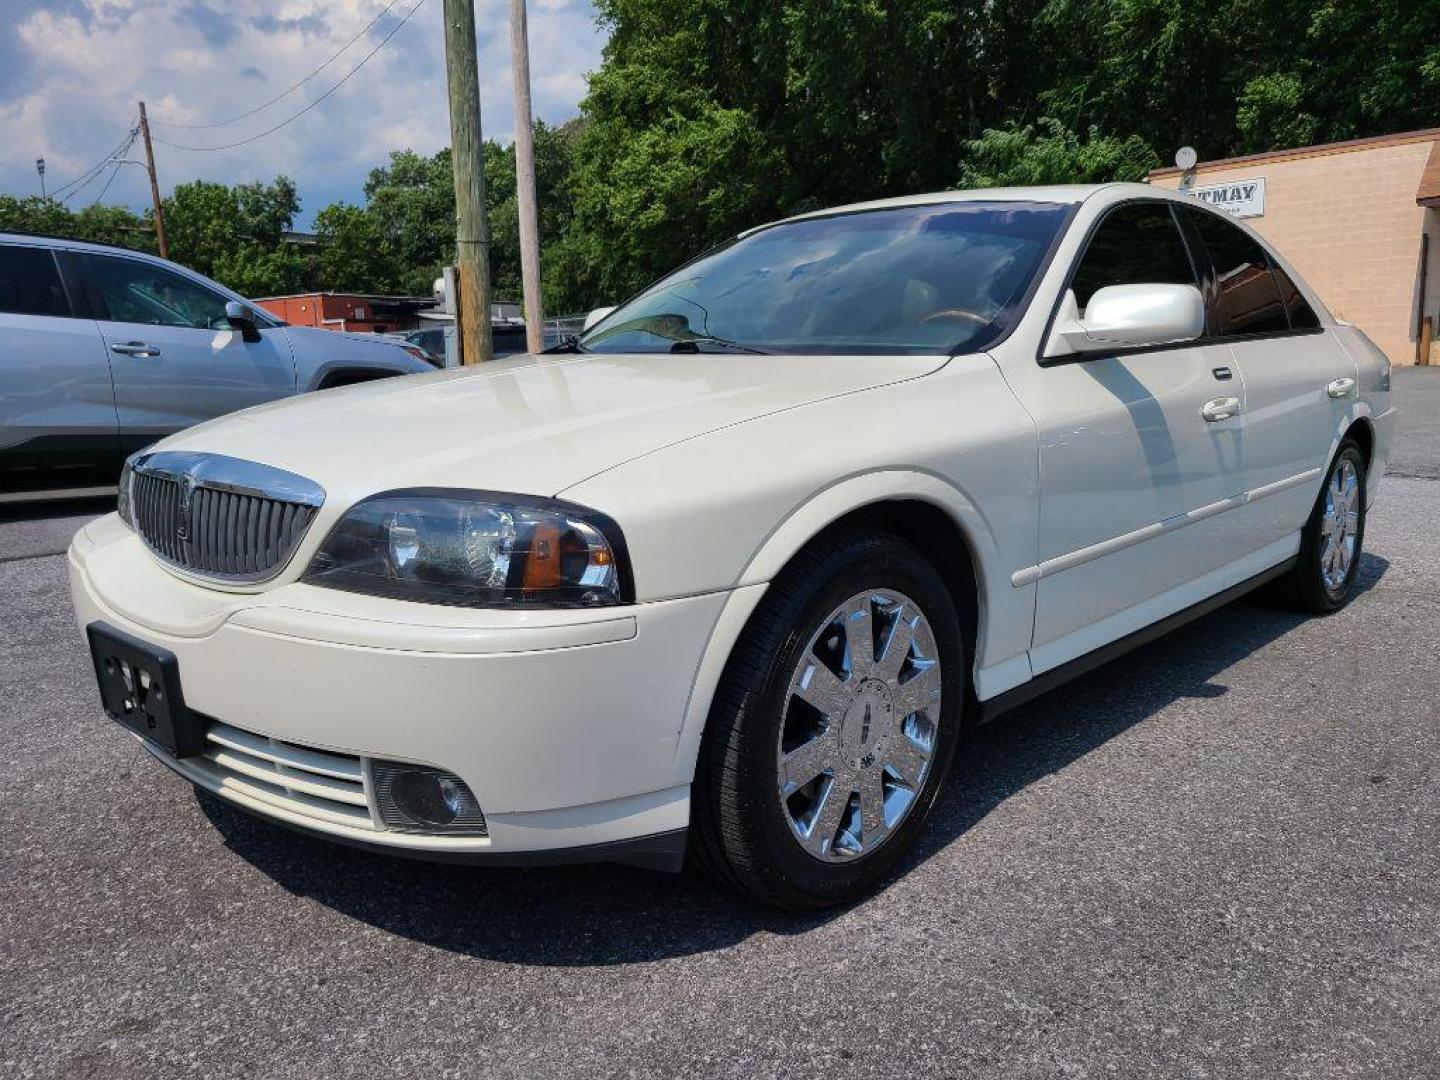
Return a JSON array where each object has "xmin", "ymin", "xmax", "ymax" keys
[{"xmin": 69, "ymin": 514, "xmax": 732, "ymax": 869}]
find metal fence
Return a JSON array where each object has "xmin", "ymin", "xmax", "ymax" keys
[{"xmin": 542, "ymin": 313, "xmax": 587, "ymax": 347}]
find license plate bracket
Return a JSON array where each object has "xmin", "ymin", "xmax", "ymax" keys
[{"xmin": 87, "ymin": 622, "xmax": 205, "ymax": 758}]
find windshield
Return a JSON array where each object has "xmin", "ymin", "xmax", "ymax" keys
[{"xmin": 581, "ymin": 200, "xmax": 1071, "ymax": 355}]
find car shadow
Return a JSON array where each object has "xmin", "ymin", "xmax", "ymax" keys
[{"xmin": 200, "ymin": 553, "xmax": 1389, "ymax": 966}]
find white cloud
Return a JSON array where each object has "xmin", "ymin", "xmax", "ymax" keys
[{"xmin": 0, "ymin": 0, "xmax": 606, "ymax": 227}]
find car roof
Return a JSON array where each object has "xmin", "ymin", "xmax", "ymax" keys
[
  {"xmin": 749, "ymin": 182, "xmax": 1165, "ymax": 234},
  {"xmin": 0, "ymin": 229, "xmax": 163, "ymax": 258}
]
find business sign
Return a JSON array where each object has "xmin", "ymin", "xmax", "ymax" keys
[{"xmin": 1190, "ymin": 177, "xmax": 1266, "ymax": 218}]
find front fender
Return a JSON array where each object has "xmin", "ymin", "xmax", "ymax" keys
[{"xmin": 666, "ymin": 469, "xmax": 1033, "ymax": 789}]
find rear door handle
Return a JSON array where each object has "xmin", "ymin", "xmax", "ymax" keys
[
  {"xmin": 1326, "ymin": 377, "xmax": 1356, "ymax": 399},
  {"xmin": 111, "ymin": 341, "xmax": 161, "ymax": 358},
  {"xmin": 1201, "ymin": 396, "xmax": 1241, "ymax": 422}
]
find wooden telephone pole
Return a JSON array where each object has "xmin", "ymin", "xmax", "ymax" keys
[
  {"xmin": 137, "ymin": 102, "xmax": 169, "ymax": 260},
  {"xmin": 442, "ymin": 0, "xmax": 494, "ymax": 364},
  {"xmin": 509, "ymin": 0, "xmax": 543, "ymax": 353}
]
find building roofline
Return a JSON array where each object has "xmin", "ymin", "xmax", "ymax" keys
[
  {"xmin": 1148, "ymin": 128, "xmax": 1440, "ymax": 179},
  {"xmin": 252, "ymin": 292, "xmax": 437, "ymax": 303}
]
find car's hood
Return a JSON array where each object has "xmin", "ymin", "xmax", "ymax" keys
[
  {"xmin": 153, "ymin": 350, "xmax": 948, "ymax": 505},
  {"xmin": 283, "ymin": 324, "xmax": 424, "ymax": 361}
]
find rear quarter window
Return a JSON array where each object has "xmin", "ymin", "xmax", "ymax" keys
[
  {"xmin": 1272, "ymin": 264, "xmax": 1321, "ymax": 330},
  {"xmin": 0, "ymin": 245, "xmax": 70, "ymax": 317},
  {"xmin": 1182, "ymin": 208, "xmax": 1289, "ymax": 336}
]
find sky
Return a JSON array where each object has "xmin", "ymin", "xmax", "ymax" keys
[{"xmin": 0, "ymin": 1, "xmax": 608, "ymax": 228}]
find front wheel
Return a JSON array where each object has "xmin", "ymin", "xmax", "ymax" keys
[
  {"xmin": 689, "ymin": 530, "xmax": 965, "ymax": 910},
  {"xmin": 1279, "ymin": 439, "xmax": 1368, "ymax": 613}
]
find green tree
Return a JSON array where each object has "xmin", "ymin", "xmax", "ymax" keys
[
  {"xmin": 958, "ymin": 119, "xmax": 1160, "ymax": 189},
  {"xmin": 548, "ymin": 0, "xmax": 1440, "ymax": 309},
  {"xmin": 161, "ymin": 175, "xmax": 307, "ymax": 296},
  {"xmin": 0, "ymin": 195, "xmax": 154, "ymax": 251},
  {"xmin": 313, "ymin": 201, "xmax": 399, "ymax": 293}
]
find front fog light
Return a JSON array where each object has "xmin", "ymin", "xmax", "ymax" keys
[{"xmin": 371, "ymin": 761, "xmax": 488, "ymax": 835}]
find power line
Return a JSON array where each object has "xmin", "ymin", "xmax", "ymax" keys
[
  {"xmin": 154, "ymin": 0, "xmax": 427, "ymax": 153},
  {"xmin": 49, "ymin": 124, "xmax": 135, "ymax": 198},
  {"xmin": 47, "ymin": 122, "xmax": 138, "ymax": 200},
  {"xmin": 88, "ymin": 130, "xmax": 140, "ymax": 206},
  {"xmin": 152, "ymin": 0, "xmax": 408, "ymax": 130}
]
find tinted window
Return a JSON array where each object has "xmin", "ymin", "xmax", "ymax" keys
[
  {"xmin": 79, "ymin": 254, "xmax": 231, "ymax": 329},
  {"xmin": 582, "ymin": 201, "xmax": 1071, "ymax": 355},
  {"xmin": 1070, "ymin": 203, "xmax": 1196, "ymax": 311},
  {"xmin": 1272, "ymin": 264, "xmax": 1320, "ymax": 330},
  {"xmin": 0, "ymin": 245, "xmax": 69, "ymax": 317},
  {"xmin": 1183, "ymin": 208, "xmax": 1288, "ymax": 335}
]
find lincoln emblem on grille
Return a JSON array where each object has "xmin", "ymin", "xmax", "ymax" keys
[{"xmin": 177, "ymin": 475, "xmax": 195, "ymax": 541}]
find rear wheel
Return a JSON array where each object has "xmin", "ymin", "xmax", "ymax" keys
[
  {"xmin": 1278, "ymin": 439, "xmax": 1367, "ymax": 613},
  {"xmin": 690, "ymin": 530, "xmax": 965, "ymax": 909}
]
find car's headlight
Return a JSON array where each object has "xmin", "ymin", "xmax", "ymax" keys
[
  {"xmin": 116, "ymin": 459, "xmax": 136, "ymax": 529},
  {"xmin": 302, "ymin": 490, "xmax": 631, "ymax": 608}
]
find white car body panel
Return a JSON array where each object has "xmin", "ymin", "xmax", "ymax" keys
[{"xmin": 67, "ymin": 182, "xmax": 1398, "ymax": 865}]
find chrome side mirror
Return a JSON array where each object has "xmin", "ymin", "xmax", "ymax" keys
[{"xmin": 1044, "ymin": 283, "xmax": 1205, "ymax": 359}]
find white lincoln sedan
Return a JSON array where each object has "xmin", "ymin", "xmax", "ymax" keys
[{"xmin": 70, "ymin": 184, "xmax": 1395, "ymax": 909}]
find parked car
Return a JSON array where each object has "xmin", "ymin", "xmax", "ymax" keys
[
  {"xmin": 394, "ymin": 322, "xmax": 530, "ymax": 366},
  {"xmin": 396, "ymin": 326, "xmax": 447, "ymax": 365},
  {"xmin": 70, "ymin": 184, "xmax": 1395, "ymax": 909},
  {"xmin": 0, "ymin": 233, "xmax": 433, "ymax": 495}
]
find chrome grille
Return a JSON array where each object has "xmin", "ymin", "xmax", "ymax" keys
[{"xmin": 127, "ymin": 451, "xmax": 324, "ymax": 583}]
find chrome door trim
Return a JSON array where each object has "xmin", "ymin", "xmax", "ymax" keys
[{"xmin": 1010, "ymin": 466, "xmax": 1322, "ymax": 587}]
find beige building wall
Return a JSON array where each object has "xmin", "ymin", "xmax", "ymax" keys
[{"xmin": 1151, "ymin": 132, "xmax": 1440, "ymax": 366}]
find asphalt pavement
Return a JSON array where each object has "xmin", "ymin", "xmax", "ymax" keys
[{"xmin": 2, "ymin": 379, "xmax": 1438, "ymax": 1079}]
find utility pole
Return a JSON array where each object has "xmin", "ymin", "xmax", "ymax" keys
[
  {"xmin": 442, "ymin": 0, "xmax": 494, "ymax": 364},
  {"xmin": 35, "ymin": 158, "xmax": 46, "ymax": 199},
  {"xmin": 137, "ymin": 102, "xmax": 169, "ymax": 259},
  {"xmin": 509, "ymin": 0, "xmax": 543, "ymax": 353}
]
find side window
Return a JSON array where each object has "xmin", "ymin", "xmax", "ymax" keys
[
  {"xmin": 1272, "ymin": 264, "xmax": 1320, "ymax": 330},
  {"xmin": 79, "ymin": 254, "xmax": 231, "ymax": 330},
  {"xmin": 0, "ymin": 245, "xmax": 70, "ymax": 317},
  {"xmin": 1070, "ymin": 202, "xmax": 1196, "ymax": 312},
  {"xmin": 1183, "ymin": 209, "xmax": 1289, "ymax": 335}
]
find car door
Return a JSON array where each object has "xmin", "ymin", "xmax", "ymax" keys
[
  {"xmin": 0, "ymin": 242, "xmax": 119, "ymax": 493},
  {"xmin": 67, "ymin": 251, "xmax": 295, "ymax": 448},
  {"xmin": 1178, "ymin": 206, "xmax": 1357, "ymax": 558},
  {"xmin": 1009, "ymin": 200, "xmax": 1249, "ymax": 673}
]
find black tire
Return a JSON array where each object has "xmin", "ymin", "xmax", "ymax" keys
[
  {"xmin": 1276, "ymin": 438, "xmax": 1368, "ymax": 613},
  {"xmin": 689, "ymin": 529, "xmax": 966, "ymax": 910}
]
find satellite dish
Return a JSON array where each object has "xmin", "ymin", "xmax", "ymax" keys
[{"xmin": 1175, "ymin": 146, "xmax": 1198, "ymax": 170}]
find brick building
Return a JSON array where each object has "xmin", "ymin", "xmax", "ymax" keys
[
  {"xmin": 1150, "ymin": 128, "xmax": 1440, "ymax": 366},
  {"xmin": 253, "ymin": 293, "xmax": 433, "ymax": 335}
]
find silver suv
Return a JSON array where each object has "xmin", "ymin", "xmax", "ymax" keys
[{"xmin": 1, "ymin": 233, "xmax": 434, "ymax": 495}]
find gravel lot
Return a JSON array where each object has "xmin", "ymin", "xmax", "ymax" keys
[{"xmin": 3, "ymin": 374, "xmax": 1437, "ymax": 1079}]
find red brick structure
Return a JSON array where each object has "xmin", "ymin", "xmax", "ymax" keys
[{"xmin": 253, "ymin": 293, "xmax": 433, "ymax": 335}]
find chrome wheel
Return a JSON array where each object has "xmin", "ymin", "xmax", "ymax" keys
[
  {"xmin": 776, "ymin": 589, "xmax": 943, "ymax": 862},
  {"xmin": 1320, "ymin": 457, "xmax": 1361, "ymax": 592}
]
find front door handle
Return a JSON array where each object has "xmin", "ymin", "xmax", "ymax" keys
[
  {"xmin": 1327, "ymin": 377, "xmax": 1356, "ymax": 399},
  {"xmin": 1201, "ymin": 396, "xmax": 1242, "ymax": 422},
  {"xmin": 110, "ymin": 341, "xmax": 162, "ymax": 358}
]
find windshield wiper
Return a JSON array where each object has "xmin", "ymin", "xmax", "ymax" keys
[
  {"xmin": 543, "ymin": 335, "xmax": 588, "ymax": 354},
  {"xmin": 669, "ymin": 336, "xmax": 770, "ymax": 355}
]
